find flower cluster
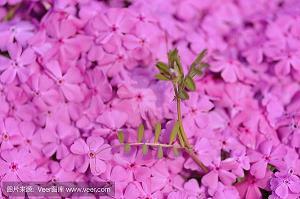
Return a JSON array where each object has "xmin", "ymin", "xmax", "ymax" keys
[{"xmin": 0, "ymin": 0, "xmax": 300, "ymax": 199}]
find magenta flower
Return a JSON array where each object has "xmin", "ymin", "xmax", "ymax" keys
[
  {"xmin": 0, "ymin": 148, "xmax": 36, "ymax": 182},
  {"xmin": 95, "ymin": 110, "xmax": 127, "ymax": 136},
  {"xmin": 0, "ymin": 43, "xmax": 35, "ymax": 84},
  {"xmin": 44, "ymin": 14, "xmax": 92, "ymax": 63},
  {"xmin": 0, "ymin": 21, "xmax": 35, "ymax": 48},
  {"xmin": 89, "ymin": 8, "xmax": 131, "ymax": 45},
  {"xmin": 26, "ymin": 74, "xmax": 60, "ymax": 106},
  {"xmin": 202, "ymin": 158, "xmax": 238, "ymax": 195},
  {"xmin": 40, "ymin": 123, "xmax": 78, "ymax": 159},
  {"xmin": 210, "ymin": 59, "xmax": 244, "ymax": 83},
  {"xmin": 270, "ymin": 170, "xmax": 300, "ymax": 199},
  {"xmin": 236, "ymin": 171, "xmax": 272, "ymax": 199},
  {"xmin": 0, "ymin": 117, "xmax": 22, "ymax": 150},
  {"xmin": 70, "ymin": 136, "xmax": 111, "ymax": 175},
  {"xmin": 19, "ymin": 121, "xmax": 43, "ymax": 159},
  {"xmin": 248, "ymin": 140, "xmax": 287, "ymax": 179},
  {"xmin": 45, "ymin": 61, "xmax": 84, "ymax": 102}
]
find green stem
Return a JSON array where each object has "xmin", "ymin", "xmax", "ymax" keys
[{"xmin": 174, "ymin": 83, "xmax": 209, "ymax": 173}]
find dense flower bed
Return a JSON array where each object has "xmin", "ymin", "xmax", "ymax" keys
[{"xmin": 0, "ymin": 0, "xmax": 300, "ymax": 198}]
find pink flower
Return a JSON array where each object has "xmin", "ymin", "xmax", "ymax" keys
[
  {"xmin": 0, "ymin": 43, "xmax": 35, "ymax": 84},
  {"xmin": 88, "ymin": 8, "xmax": 132, "ymax": 45},
  {"xmin": 0, "ymin": 117, "xmax": 22, "ymax": 150},
  {"xmin": 210, "ymin": 59, "xmax": 244, "ymax": 83},
  {"xmin": 70, "ymin": 136, "xmax": 112, "ymax": 175},
  {"xmin": 248, "ymin": 140, "xmax": 287, "ymax": 179},
  {"xmin": 0, "ymin": 21, "xmax": 35, "ymax": 48},
  {"xmin": 95, "ymin": 110, "xmax": 127, "ymax": 136},
  {"xmin": 40, "ymin": 123, "xmax": 79, "ymax": 159},
  {"xmin": 211, "ymin": 183, "xmax": 240, "ymax": 199},
  {"xmin": 0, "ymin": 148, "xmax": 36, "ymax": 182},
  {"xmin": 202, "ymin": 158, "xmax": 238, "ymax": 195},
  {"xmin": 25, "ymin": 74, "xmax": 60, "ymax": 107},
  {"xmin": 44, "ymin": 14, "xmax": 92, "ymax": 63},
  {"xmin": 270, "ymin": 170, "xmax": 300, "ymax": 199},
  {"xmin": 19, "ymin": 121, "xmax": 43, "ymax": 159},
  {"xmin": 45, "ymin": 60, "xmax": 84, "ymax": 102},
  {"xmin": 236, "ymin": 172, "xmax": 272, "ymax": 199},
  {"xmin": 117, "ymin": 84, "xmax": 157, "ymax": 127}
]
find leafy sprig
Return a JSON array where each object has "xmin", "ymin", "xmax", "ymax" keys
[{"xmin": 117, "ymin": 49, "xmax": 209, "ymax": 173}]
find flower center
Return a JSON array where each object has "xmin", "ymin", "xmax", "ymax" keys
[
  {"xmin": 10, "ymin": 162, "xmax": 18, "ymax": 172},
  {"xmin": 11, "ymin": 61, "xmax": 19, "ymax": 68},
  {"xmin": 88, "ymin": 152, "xmax": 96, "ymax": 158},
  {"xmin": 111, "ymin": 24, "xmax": 118, "ymax": 32},
  {"xmin": 136, "ymin": 93, "xmax": 143, "ymax": 101},
  {"xmin": 137, "ymin": 14, "xmax": 145, "ymax": 21},
  {"xmin": 2, "ymin": 133, "xmax": 9, "ymax": 141},
  {"xmin": 57, "ymin": 79, "xmax": 64, "ymax": 85}
]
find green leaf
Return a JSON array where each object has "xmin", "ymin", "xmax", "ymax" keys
[
  {"xmin": 156, "ymin": 62, "xmax": 170, "ymax": 74},
  {"xmin": 168, "ymin": 49, "xmax": 177, "ymax": 68},
  {"xmin": 169, "ymin": 121, "xmax": 179, "ymax": 144},
  {"xmin": 174, "ymin": 51, "xmax": 184, "ymax": 77},
  {"xmin": 154, "ymin": 123, "xmax": 161, "ymax": 143},
  {"xmin": 190, "ymin": 49, "xmax": 207, "ymax": 69},
  {"xmin": 178, "ymin": 89, "xmax": 189, "ymax": 100},
  {"xmin": 124, "ymin": 144, "xmax": 131, "ymax": 153},
  {"xmin": 117, "ymin": 131, "xmax": 125, "ymax": 143},
  {"xmin": 142, "ymin": 144, "xmax": 148, "ymax": 155},
  {"xmin": 137, "ymin": 124, "xmax": 144, "ymax": 143},
  {"xmin": 177, "ymin": 132, "xmax": 185, "ymax": 147},
  {"xmin": 155, "ymin": 73, "xmax": 169, "ymax": 81},
  {"xmin": 185, "ymin": 76, "xmax": 196, "ymax": 91},
  {"xmin": 157, "ymin": 145, "xmax": 163, "ymax": 159}
]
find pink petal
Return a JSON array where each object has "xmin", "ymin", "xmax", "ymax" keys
[
  {"xmin": 275, "ymin": 184, "xmax": 288, "ymax": 199},
  {"xmin": 61, "ymin": 83, "xmax": 84, "ymax": 102},
  {"xmin": 60, "ymin": 20, "xmax": 77, "ymax": 39},
  {"xmin": 202, "ymin": 170, "xmax": 218, "ymax": 191},
  {"xmin": 7, "ymin": 42, "xmax": 22, "ymax": 59},
  {"xmin": 184, "ymin": 179, "xmax": 200, "ymax": 192},
  {"xmin": 259, "ymin": 140, "xmax": 273, "ymax": 156},
  {"xmin": 5, "ymin": 117, "xmax": 19, "ymax": 136},
  {"xmin": 133, "ymin": 166, "xmax": 151, "ymax": 182},
  {"xmin": 250, "ymin": 160, "xmax": 267, "ymax": 179},
  {"xmin": 245, "ymin": 185, "xmax": 261, "ymax": 199},
  {"xmin": 17, "ymin": 67, "xmax": 31, "ymax": 82},
  {"xmin": 96, "ymin": 144, "xmax": 111, "ymax": 161},
  {"xmin": 90, "ymin": 158, "xmax": 106, "ymax": 175},
  {"xmin": 70, "ymin": 138, "xmax": 89, "ymax": 155},
  {"xmin": 42, "ymin": 143, "xmax": 57, "ymax": 157},
  {"xmin": 45, "ymin": 60, "xmax": 62, "ymax": 79},
  {"xmin": 17, "ymin": 168, "xmax": 33, "ymax": 182},
  {"xmin": 289, "ymin": 181, "xmax": 300, "ymax": 193},
  {"xmin": 111, "ymin": 165, "xmax": 128, "ymax": 182},
  {"xmin": 151, "ymin": 176, "xmax": 167, "ymax": 193},
  {"xmin": 56, "ymin": 144, "xmax": 69, "ymax": 159},
  {"xmin": 124, "ymin": 183, "xmax": 142, "ymax": 199},
  {"xmin": 20, "ymin": 48, "xmax": 35, "ymax": 65},
  {"xmin": 0, "ymin": 159, "xmax": 9, "ymax": 175},
  {"xmin": 63, "ymin": 67, "xmax": 82, "ymax": 84},
  {"xmin": 275, "ymin": 60, "xmax": 290, "ymax": 76},
  {"xmin": 1, "ymin": 67, "xmax": 16, "ymax": 83},
  {"xmin": 0, "ymin": 56, "xmax": 10, "ymax": 71},
  {"xmin": 221, "ymin": 64, "xmax": 237, "ymax": 83},
  {"xmin": 19, "ymin": 121, "xmax": 35, "ymax": 138},
  {"xmin": 60, "ymin": 154, "xmax": 75, "ymax": 171},
  {"xmin": 86, "ymin": 136, "xmax": 104, "ymax": 151},
  {"xmin": 219, "ymin": 170, "xmax": 236, "ymax": 185}
]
